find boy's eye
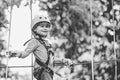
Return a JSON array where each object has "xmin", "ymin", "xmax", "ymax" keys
[
  {"xmin": 41, "ymin": 25, "xmax": 44, "ymax": 27},
  {"xmin": 46, "ymin": 25, "xmax": 50, "ymax": 28},
  {"xmin": 39, "ymin": 24, "xmax": 50, "ymax": 28},
  {"xmin": 38, "ymin": 22, "xmax": 50, "ymax": 28}
]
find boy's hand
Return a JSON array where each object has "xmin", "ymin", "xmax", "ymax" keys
[
  {"xmin": 63, "ymin": 58, "xmax": 74, "ymax": 66},
  {"xmin": 6, "ymin": 51, "xmax": 21, "ymax": 58}
]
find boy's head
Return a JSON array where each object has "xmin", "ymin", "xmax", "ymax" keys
[{"xmin": 32, "ymin": 15, "xmax": 51, "ymax": 37}]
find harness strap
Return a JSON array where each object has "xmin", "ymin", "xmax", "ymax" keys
[
  {"xmin": 35, "ymin": 58, "xmax": 53, "ymax": 73},
  {"xmin": 23, "ymin": 38, "xmax": 53, "ymax": 66},
  {"xmin": 23, "ymin": 38, "xmax": 33, "ymax": 46},
  {"xmin": 34, "ymin": 38, "xmax": 54, "ymax": 79},
  {"xmin": 35, "ymin": 38, "xmax": 51, "ymax": 65}
]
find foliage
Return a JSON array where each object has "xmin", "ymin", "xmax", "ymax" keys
[
  {"xmin": 0, "ymin": 0, "xmax": 23, "ymax": 79},
  {"xmin": 0, "ymin": 0, "xmax": 120, "ymax": 80},
  {"xmin": 39, "ymin": 0, "xmax": 120, "ymax": 80}
]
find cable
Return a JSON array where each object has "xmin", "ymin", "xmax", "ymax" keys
[
  {"xmin": 5, "ymin": 0, "xmax": 13, "ymax": 80},
  {"xmin": 29, "ymin": 0, "xmax": 33, "ymax": 80},
  {"xmin": 90, "ymin": 0, "xmax": 94, "ymax": 80},
  {"xmin": 111, "ymin": 0, "xmax": 117, "ymax": 80}
]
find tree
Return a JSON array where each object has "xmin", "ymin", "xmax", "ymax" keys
[{"xmin": 1, "ymin": 0, "xmax": 120, "ymax": 80}]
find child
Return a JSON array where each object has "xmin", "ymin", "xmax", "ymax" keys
[{"xmin": 9, "ymin": 15, "xmax": 72, "ymax": 80}]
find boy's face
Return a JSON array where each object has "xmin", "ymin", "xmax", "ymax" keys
[{"xmin": 34, "ymin": 21, "xmax": 51, "ymax": 37}]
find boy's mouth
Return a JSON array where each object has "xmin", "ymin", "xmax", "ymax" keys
[{"xmin": 41, "ymin": 30, "xmax": 48, "ymax": 33}]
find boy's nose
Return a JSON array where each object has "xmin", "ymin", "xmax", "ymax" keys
[
  {"xmin": 42, "ymin": 26, "xmax": 49, "ymax": 30},
  {"xmin": 43, "ymin": 26, "xmax": 47, "ymax": 29},
  {"xmin": 43, "ymin": 26, "xmax": 49, "ymax": 29}
]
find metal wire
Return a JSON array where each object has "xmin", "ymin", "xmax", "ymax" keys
[{"xmin": 5, "ymin": 0, "xmax": 13, "ymax": 80}]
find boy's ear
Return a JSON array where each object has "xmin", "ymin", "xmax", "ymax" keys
[{"xmin": 50, "ymin": 25, "xmax": 52, "ymax": 30}]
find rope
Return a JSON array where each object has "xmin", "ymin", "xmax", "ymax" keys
[
  {"xmin": 111, "ymin": 0, "xmax": 117, "ymax": 80},
  {"xmin": 5, "ymin": 0, "xmax": 13, "ymax": 80},
  {"xmin": 29, "ymin": 0, "xmax": 33, "ymax": 80},
  {"xmin": 90, "ymin": 0, "xmax": 94, "ymax": 80}
]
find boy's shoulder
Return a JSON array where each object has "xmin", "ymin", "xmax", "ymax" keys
[
  {"xmin": 38, "ymin": 38, "xmax": 51, "ymax": 47},
  {"xmin": 33, "ymin": 38, "xmax": 51, "ymax": 47},
  {"xmin": 24, "ymin": 38, "xmax": 52, "ymax": 48},
  {"xmin": 23, "ymin": 38, "xmax": 40, "ymax": 46}
]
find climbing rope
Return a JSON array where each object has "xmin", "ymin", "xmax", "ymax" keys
[{"xmin": 5, "ymin": 0, "xmax": 13, "ymax": 80}]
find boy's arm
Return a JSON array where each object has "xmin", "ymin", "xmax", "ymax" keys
[
  {"xmin": 9, "ymin": 39, "xmax": 39, "ymax": 58},
  {"xmin": 9, "ymin": 50, "xmax": 29, "ymax": 58},
  {"xmin": 53, "ymin": 57, "xmax": 73, "ymax": 66}
]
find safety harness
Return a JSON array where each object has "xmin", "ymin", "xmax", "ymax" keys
[{"xmin": 24, "ymin": 38, "xmax": 54, "ymax": 79}]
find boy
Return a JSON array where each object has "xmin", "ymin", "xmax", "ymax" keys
[{"xmin": 9, "ymin": 15, "xmax": 72, "ymax": 80}]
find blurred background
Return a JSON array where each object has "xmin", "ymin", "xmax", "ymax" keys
[{"xmin": 0, "ymin": 0, "xmax": 120, "ymax": 80}]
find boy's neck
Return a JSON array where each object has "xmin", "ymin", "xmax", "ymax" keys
[
  {"xmin": 35, "ymin": 35, "xmax": 46, "ymax": 40},
  {"xmin": 41, "ymin": 37, "xmax": 46, "ymax": 40}
]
